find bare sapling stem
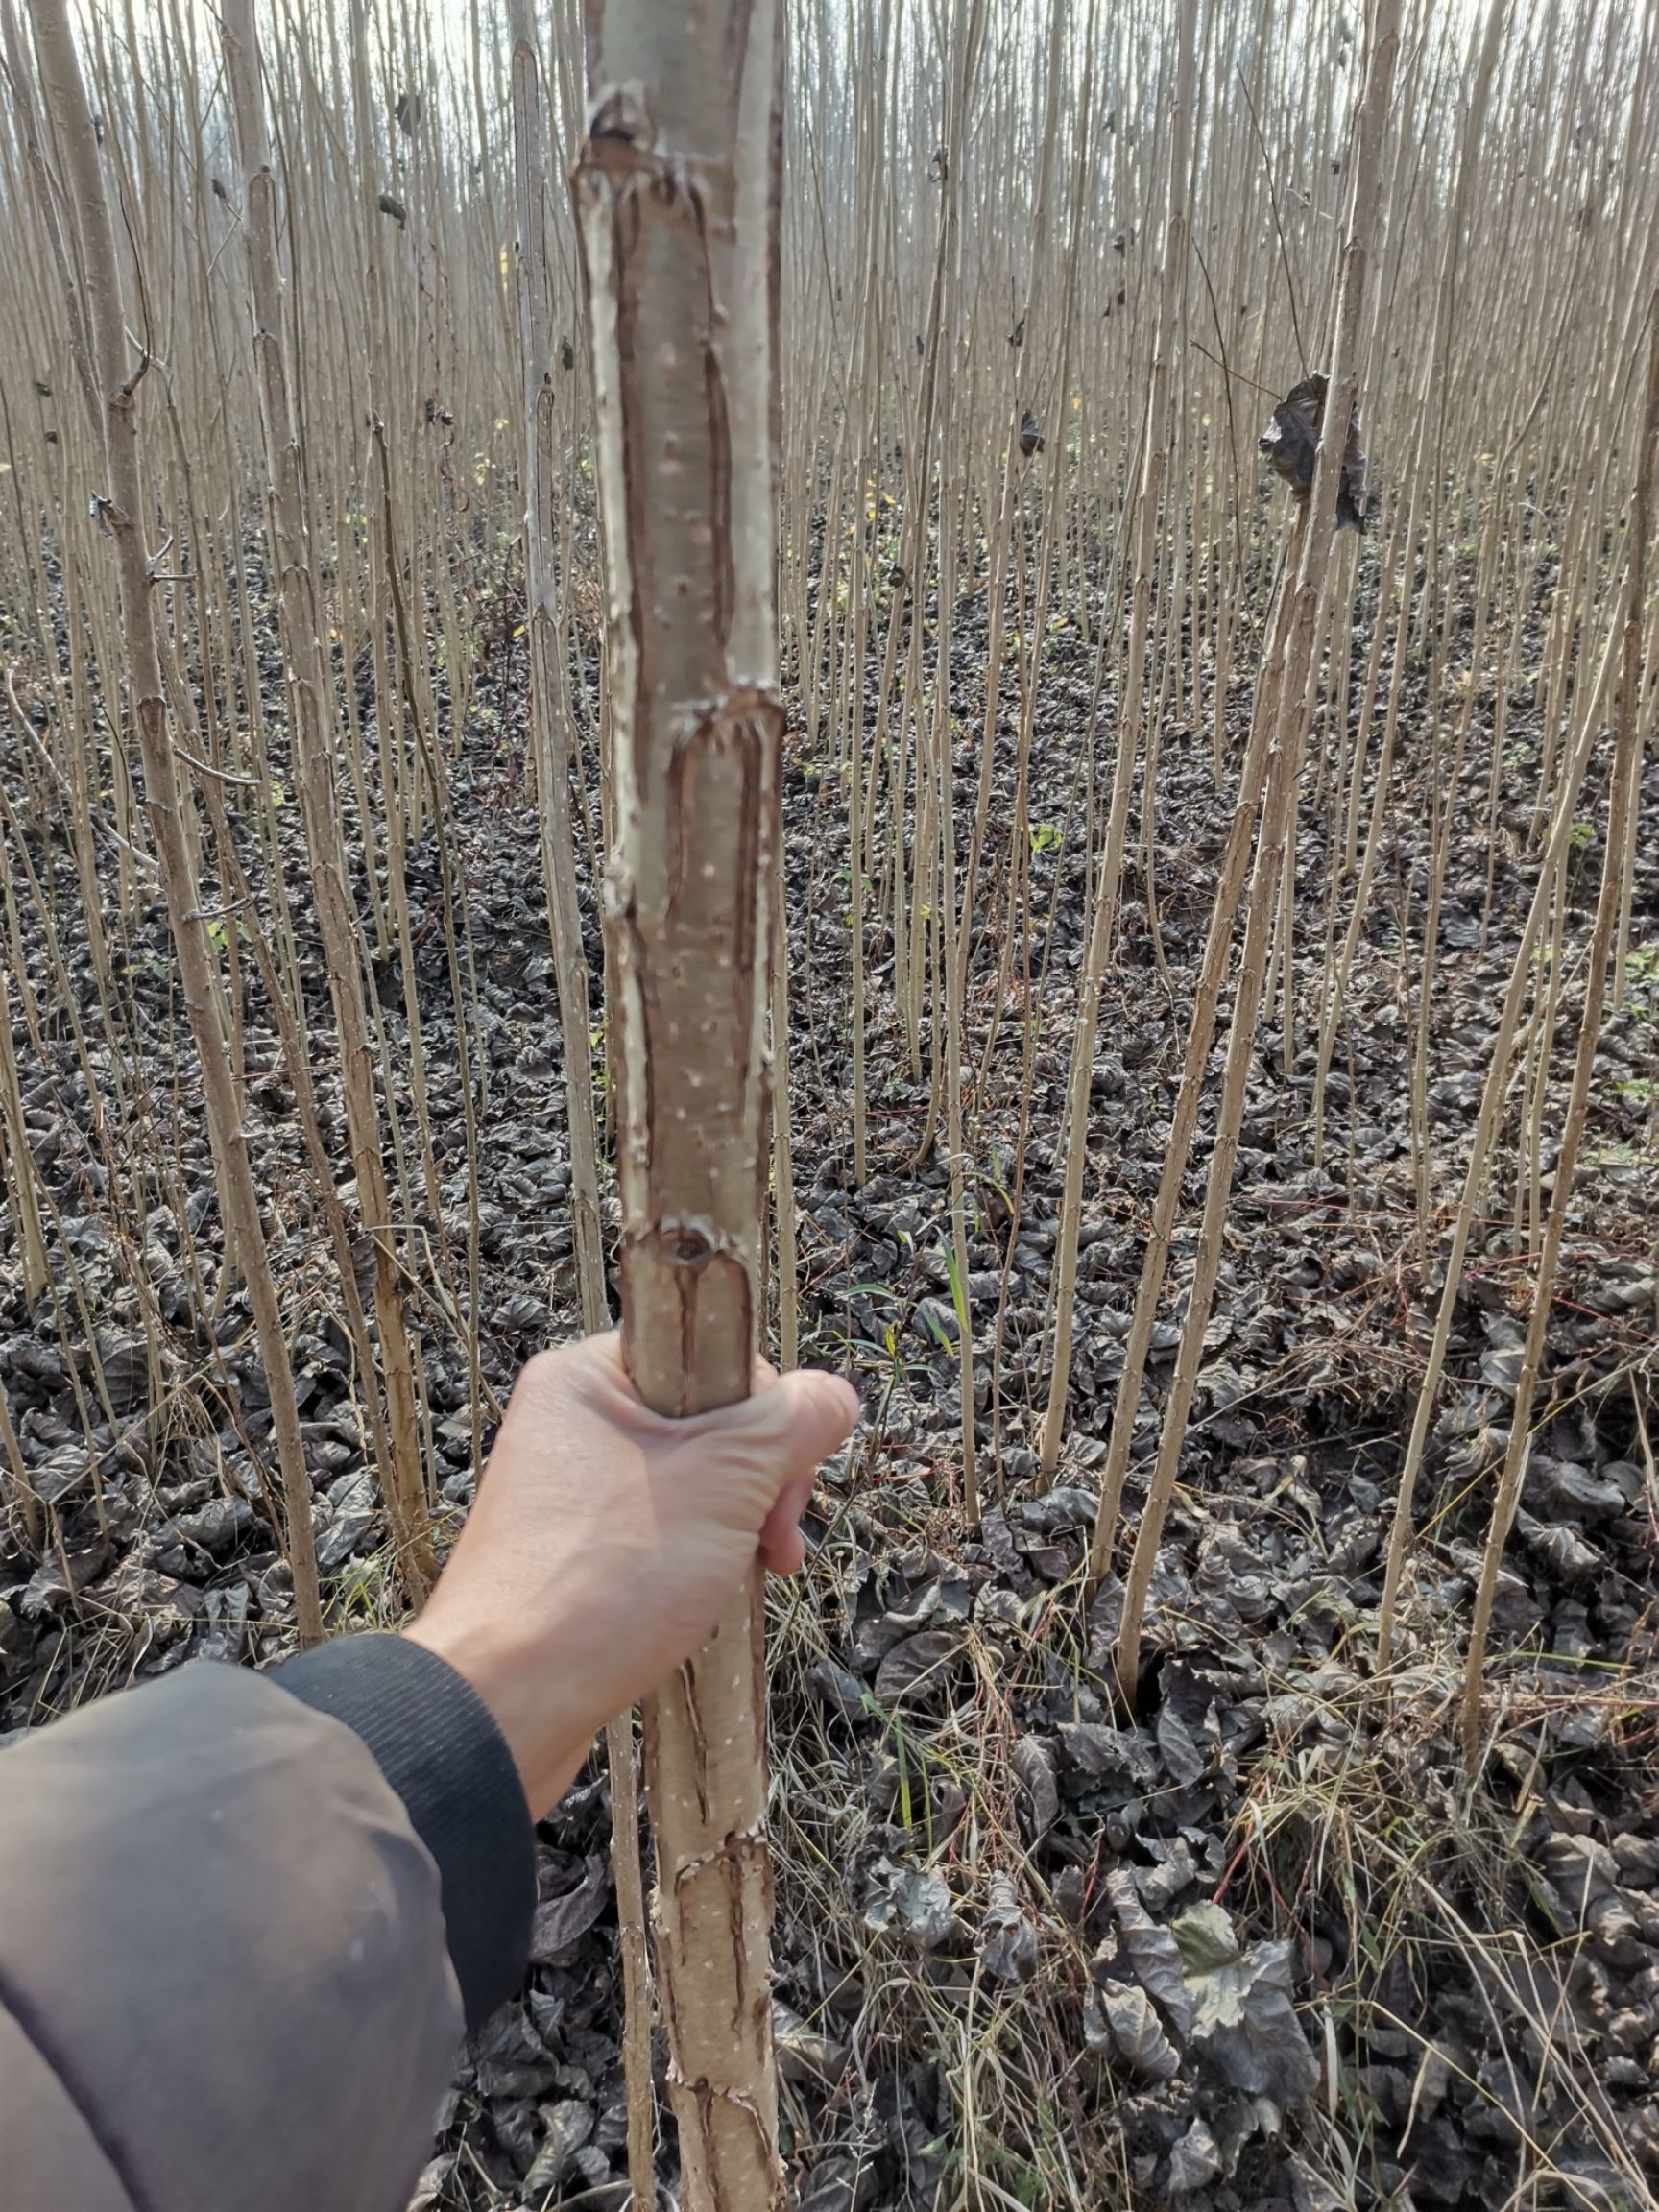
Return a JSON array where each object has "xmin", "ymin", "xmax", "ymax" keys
[
  {"xmin": 506, "ymin": 5, "xmax": 654, "ymax": 2194},
  {"xmin": 1375, "ymin": 602, "xmax": 1626, "ymax": 1673},
  {"xmin": 573, "ymin": 5, "xmax": 787, "ymax": 2205},
  {"xmin": 0, "ymin": 971, "xmax": 50, "ymax": 1309},
  {"xmin": 1114, "ymin": 0, "xmax": 1402, "ymax": 1707},
  {"xmin": 28, "ymin": 0, "xmax": 324, "ymax": 1644},
  {"xmin": 1039, "ymin": 0, "xmax": 1196, "ymax": 1484},
  {"xmin": 1459, "ymin": 297, "xmax": 1659, "ymax": 1755},
  {"xmin": 220, "ymin": 0, "xmax": 434, "ymax": 1600}
]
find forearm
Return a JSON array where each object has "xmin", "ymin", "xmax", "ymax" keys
[
  {"xmin": 272, "ymin": 1631, "xmax": 538, "ymax": 2028},
  {"xmin": 0, "ymin": 1646, "xmax": 535, "ymax": 2212}
]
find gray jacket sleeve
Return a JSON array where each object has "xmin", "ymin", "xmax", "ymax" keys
[{"xmin": 0, "ymin": 1638, "xmax": 537, "ymax": 2212}]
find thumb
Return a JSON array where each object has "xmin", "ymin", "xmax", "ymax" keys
[
  {"xmin": 742, "ymin": 1369, "xmax": 859, "ymax": 1574},
  {"xmin": 740, "ymin": 1366, "xmax": 860, "ymax": 1475},
  {"xmin": 671, "ymin": 1366, "xmax": 858, "ymax": 1552}
]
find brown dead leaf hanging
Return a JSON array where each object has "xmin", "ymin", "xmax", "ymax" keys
[{"xmin": 1259, "ymin": 372, "xmax": 1368, "ymax": 532}]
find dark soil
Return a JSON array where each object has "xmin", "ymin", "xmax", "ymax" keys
[{"xmin": 2, "ymin": 509, "xmax": 1657, "ymax": 2210}]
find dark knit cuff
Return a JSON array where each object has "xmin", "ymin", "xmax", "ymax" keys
[{"xmin": 272, "ymin": 1633, "xmax": 535, "ymax": 2032}]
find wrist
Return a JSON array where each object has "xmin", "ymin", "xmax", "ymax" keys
[{"xmin": 403, "ymin": 1611, "xmax": 592, "ymax": 1820}]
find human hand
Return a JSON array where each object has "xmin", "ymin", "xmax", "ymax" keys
[{"xmin": 404, "ymin": 1332, "xmax": 859, "ymax": 1816}]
